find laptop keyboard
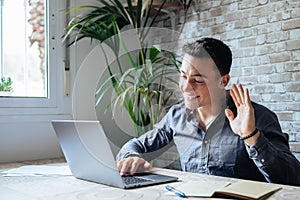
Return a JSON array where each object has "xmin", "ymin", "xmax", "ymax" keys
[{"xmin": 122, "ymin": 176, "xmax": 152, "ymax": 185}]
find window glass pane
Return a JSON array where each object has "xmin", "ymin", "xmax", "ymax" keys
[{"xmin": 0, "ymin": 0, "xmax": 46, "ymax": 97}]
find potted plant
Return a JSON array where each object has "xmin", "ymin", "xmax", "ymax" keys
[
  {"xmin": 63, "ymin": 0, "xmax": 185, "ymax": 135},
  {"xmin": 0, "ymin": 76, "xmax": 13, "ymax": 96}
]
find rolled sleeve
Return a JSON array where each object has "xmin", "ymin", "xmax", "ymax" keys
[
  {"xmin": 245, "ymin": 131, "xmax": 300, "ymax": 186},
  {"xmin": 116, "ymin": 104, "xmax": 184, "ymax": 163},
  {"xmin": 116, "ymin": 138, "xmax": 144, "ymax": 161},
  {"xmin": 246, "ymin": 133, "xmax": 277, "ymax": 169}
]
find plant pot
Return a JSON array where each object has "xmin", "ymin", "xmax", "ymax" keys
[{"xmin": 0, "ymin": 91, "xmax": 12, "ymax": 96}]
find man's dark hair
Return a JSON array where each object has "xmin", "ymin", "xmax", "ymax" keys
[{"xmin": 182, "ymin": 38, "xmax": 232, "ymax": 76}]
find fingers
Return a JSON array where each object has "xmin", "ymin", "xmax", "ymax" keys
[
  {"xmin": 143, "ymin": 161, "xmax": 152, "ymax": 171},
  {"xmin": 230, "ymin": 83, "xmax": 248, "ymax": 107},
  {"xmin": 238, "ymin": 84, "xmax": 245, "ymax": 104},
  {"xmin": 117, "ymin": 158, "xmax": 132, "ymax": 176},
  {"xmin": 224, "ymin": 108, "xmax": 234, "ymax": 121},
  {"xmin": 117, "ymin": 157, "xmax": 152, "ymax": 176},
  {"xmin": 130, "ymin": 158, "xmax": 142, "ymax": 175},
  {"xmin": 230, "ymin": 84, "xmax": 240, "ymax": 107},
  {"xmin": 244, "ymin": 87, "xmax": 251, "ymax": 107}
]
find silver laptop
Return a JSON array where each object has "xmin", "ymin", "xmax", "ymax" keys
[{"xmin": 51, "ymin": 120, "xmax": 178, "ymax": 189}]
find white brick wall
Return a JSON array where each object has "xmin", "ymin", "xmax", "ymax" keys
[{"xmin": 176, "ymin": 0, "xmax": 300, "ymax": 155}]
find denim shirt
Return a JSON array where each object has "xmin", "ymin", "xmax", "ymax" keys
[{"xmin": 117, "ymin": 95, "xmax": 300, "ymax": 186}]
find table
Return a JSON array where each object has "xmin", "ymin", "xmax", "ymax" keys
[{"xmin": 0, "ymin": 159, "xmax": 300, "ymax": 200}]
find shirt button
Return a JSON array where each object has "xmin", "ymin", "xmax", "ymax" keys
[
  {"xmin": 261, "ymin": 159, "xmax": 265, "ymax": 163},
  {"xmin": 249, "ymin": 148, "xmax": 258, "ymax": 157}
]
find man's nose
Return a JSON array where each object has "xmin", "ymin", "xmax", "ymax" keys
[{"xmin": 181, "ymin": 78, "xmax": 193, "ymax": 91}]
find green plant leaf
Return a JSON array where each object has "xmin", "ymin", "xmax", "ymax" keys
[
  {"xmin": 0, "ymin": 76, "xmax": 13, "ymax": 92},
  {"xmin": 95, "ymin": 84, "xmax": 112, "ymax": 106},
  {"xmin": 118, "ymin": 68, "xmax": 135, "ymax": 87},
  {"xmin": 64, "ymin": 0, "xmax": 184, "ymax": 133},
  {"xmin": 95, "ymin": 73, "xmax": 119, "ymax": 96},
  {"xmin": 134, "ymin": 68, "xmax": 145, "ymax": 91},
  {"xmin": 146, "ymin": 59, "xmax": 153, "ymax": 76},
  {"xmin": 149, "ymin": 45, "xmax": 161, "ymax": 60}
]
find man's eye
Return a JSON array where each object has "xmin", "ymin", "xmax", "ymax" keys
[
  {"xmin": 195, "ymin": 80, "xmax": 204, "ymax": 84},
  {"xmin": 180, "ymin": 75, "xmax": 187, "ymax": 79}
]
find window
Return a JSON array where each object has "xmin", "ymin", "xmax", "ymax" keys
[
  {"xmin": 0, "ymin": 0, "xmax": 47, "ymax": 97},
  {"xmin": 0, "ymin": 0, "xmax": 71, "ymax": 163},
  {"xmin": 0, "ymin": 0, "xmax": 70, "ymax": 113}
]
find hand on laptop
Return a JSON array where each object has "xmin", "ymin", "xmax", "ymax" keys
[{"xmin": 117, "ymin": 156, "xmax": 152, "ymax": 176}]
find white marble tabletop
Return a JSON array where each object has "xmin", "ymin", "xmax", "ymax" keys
[{"xmin": 0, "ymin": 160, "xmax": 299, "ymax": 200}]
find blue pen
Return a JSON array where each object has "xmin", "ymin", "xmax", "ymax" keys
[{"xmin": 165, "ymin": 185, "xmax": 186, "ymax": 198}]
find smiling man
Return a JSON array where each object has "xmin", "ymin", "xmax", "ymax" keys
[{"xmin": 116, "ymin": 38, "xmax": 300, "ymax": 186}]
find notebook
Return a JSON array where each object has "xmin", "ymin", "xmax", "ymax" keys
[
  {"xmin": 172, "ymin": 180, "xmax": 281, "ymax": 199},
  {"xmin": 51, "ymin": 120, "xmax": 178, "ymax": 189}
]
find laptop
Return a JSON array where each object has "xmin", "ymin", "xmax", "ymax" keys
[{"xmin": 51, "ymin": 120, "xmax": 178, "ymax": 189}]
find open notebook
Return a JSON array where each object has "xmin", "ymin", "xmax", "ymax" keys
[
  {"xmin": 51, "ymin": 120, "xmax": 178, "ymax": 189},
  {"xmin": 170, "ymin": 179, "xmax": 281, "ymax": 200}
]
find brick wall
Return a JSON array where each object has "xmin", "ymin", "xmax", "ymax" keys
[{"xmin": 173, "ymin": 0, "xmax": 300, "ymax": 159}]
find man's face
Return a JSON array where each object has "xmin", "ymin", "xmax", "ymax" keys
[{"xmin": 179, "ymin": 54, "xmax": 223, "ymax": 110}]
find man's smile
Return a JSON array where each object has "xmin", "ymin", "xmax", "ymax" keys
[{"xmin": 184, "ymin": 94, "xmax": 200, "ymax": 100}]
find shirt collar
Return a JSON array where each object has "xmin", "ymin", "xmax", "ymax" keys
[
  {"xmin": 184, "ymin": 91, "xmax": 231, "ymax": 124},
  {"xmin": 185, "ymin": 108, "xmax": 197, "ymax": 122}
]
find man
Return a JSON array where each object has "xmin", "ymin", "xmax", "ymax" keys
[{"xmin": 116, "ymin": 38, "xmax": 300, "ymax": 186}]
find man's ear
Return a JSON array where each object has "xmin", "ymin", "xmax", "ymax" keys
[{"xmin": 220, "ymin": 74, "xmax": 230, "ymax": 87}]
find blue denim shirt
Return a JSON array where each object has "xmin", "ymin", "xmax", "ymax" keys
[{"xmin": 117, "ymin": 95, "xmax": 300, "ymax": 186}]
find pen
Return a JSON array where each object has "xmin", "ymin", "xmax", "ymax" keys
[{"xmin": 165, "ymin": 185, "xmax": 186, "ymax": 198}]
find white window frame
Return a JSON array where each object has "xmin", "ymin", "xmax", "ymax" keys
[{"xmin": 0, "ymin": 0, "xmax": 71, "ymax": 119}]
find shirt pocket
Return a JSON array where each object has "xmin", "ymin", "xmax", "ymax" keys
[
  {"xmin": 207, "ymin": 145, "xmax": 235, "ymax": 177},
  {"xmin": 207, "ymin": 133, "xmax": 238, "ymax": 177}
]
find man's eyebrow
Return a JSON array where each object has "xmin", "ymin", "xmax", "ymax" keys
[{"xmin": 180, "ymin": 69, "xmax": 206, "ymax": 78}]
